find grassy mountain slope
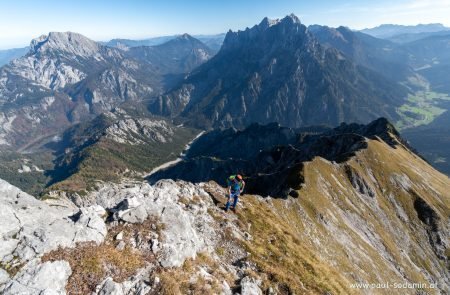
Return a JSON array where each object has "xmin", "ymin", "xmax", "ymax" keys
[
  {"xmin": 200, "ymin": 130, "xmax": 449, "ymax": 294},
  {"xmin": 146, "ymin": 118, "xmax": 449, "ymax": 293}
]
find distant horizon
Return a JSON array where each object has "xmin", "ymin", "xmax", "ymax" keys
[
  {"xmin": 1, "ymin": 20, "xmax": 449, "ymax": 50},
  {"xmin": 1, "ymin": 0, "xmax": 450, "ymax": 49}
]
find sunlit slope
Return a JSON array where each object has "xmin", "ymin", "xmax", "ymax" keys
[{"xmin": 231, "ymin": 138, "xmax": 449, "ymax": 294}]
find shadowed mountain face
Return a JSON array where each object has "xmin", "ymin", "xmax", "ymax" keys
[
  {"xmin": 127, "ymin": 34, "xmax": 215, "ymax": 75},
  {"xmin": 148, "ymin": 118, "xmax": 406, "ymax": 197},
  {"xmin": 150, "ymin": 15, "xmax": 408, "ymax": 129},
  {"xmin": 0, "ymin": 32, "xmax": 212, "ymax": 148},
  {"xmin": 308, "ymin": 25, "xmax": 416, "ymax": 84}
]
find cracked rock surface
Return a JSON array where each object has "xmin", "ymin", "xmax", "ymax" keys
[
  {"xmin": 2, "ymin": 260, "xmax": 71, "ymax": 294},
  {"xmin": 0, "ymin": 178, "xmax": 107, "ymax": 294}
]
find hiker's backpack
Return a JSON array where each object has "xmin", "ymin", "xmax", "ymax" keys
[
  {"xmin": 227, "ymin": 175, "xmax": 236, "ymax": 186},
  {"xmin": 227, "ymin": 175, "xmax": 242, "ymax": 192}
]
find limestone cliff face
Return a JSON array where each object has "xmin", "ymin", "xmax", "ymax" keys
[
  {"xmin": 0, "ymin": 119, "xmax": 448, "ymax": 294},
  {"xmin": 0, "ymin": 32, "xmax": 212, "ymax": 148}
]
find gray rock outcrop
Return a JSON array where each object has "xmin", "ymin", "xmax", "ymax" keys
[
  {"xmin": 2, "ymin": 260, "xmax": 71, "ymax": 295},
  {"xmin": 240, "ymin": 276, "xmax": 263, "ymax": 295},
  {"xmin": 0, "ymin": 178, "xmax": 107, "ymax": 293},
  {"xmin": 89, "ymin": 179, "xmax": 219, "ymax": 268}
]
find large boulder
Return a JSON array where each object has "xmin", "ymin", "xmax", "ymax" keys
[
  {"xmin": 240, "ymin": 276, "xmax": 263, "ymax": 295},
  {"xmin": 87, "ymin": 179, "xmax": 219, "ymax": 268}
]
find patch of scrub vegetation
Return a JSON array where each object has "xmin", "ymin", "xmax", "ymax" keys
[
  {"xmin": 41, "ymin": 217, "xmax": 161, "ymax": 294},
  {"xmin": 0, "ymin": 258, "xmax": 24, "ymax": 277},
  {"xmin": 42, "ymin": 242, "xmax": 145, "ymax": 294},
  {"xmin": 151, "ymin": 252, "xmax": 235, "ymax": 295},
  {"xmin": 396, "ymin": 91, "xmax": 450, "ymax": 130},
  {"xmin": 0, "ymin": 150, "xmax": 54, "ymax": 195},
  {"xmin": 47, "ymin": 126, "xmax": 199, "ymax": 194}
]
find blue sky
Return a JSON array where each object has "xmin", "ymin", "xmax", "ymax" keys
[{"xmin": 1, "ymin": 0, "xmax": 449, "ymax": 49}]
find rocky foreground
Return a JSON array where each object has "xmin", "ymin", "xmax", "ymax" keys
[
  {"xmin": 0, "ymin": 178, "xmax": 255, "ymax": 294},
  {"xmin": 0, "ymin": 129, "xmax": 449, "ymax": 294}
]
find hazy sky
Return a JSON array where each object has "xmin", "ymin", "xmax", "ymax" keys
[{"xmin": 1, "ymin": 0, "xmax": 449, "ymax": 49}]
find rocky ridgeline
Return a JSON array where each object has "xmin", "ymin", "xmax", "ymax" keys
[
  {"xmin": 0, "ymin": 178, "xmax": 260, "ymax": 294},
  {"xmin": 0, "ymin": 118, "xmax": 449, "ymax": 294},
  {"xmin": 104, "ymin": 119, "xmax": 175, "ymax": 145}
]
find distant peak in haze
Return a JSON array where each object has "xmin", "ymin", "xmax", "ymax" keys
[
  {"xmin": 175, "ymin": 33, "xmax": 196, "ymax": 41},
  {"xmin": 159, "ymin": 33, "xmax": 206, "ymax": 48},
  {"xmin": 367, "ymin": 23, "xmax": 447, "ymax": 29},
  {"xmin": 360, "ymin": 23, "xmax": 450, "ymax": 38},
  {"xmin": 179, "ymin": 33, "xmax": 190, "ymax": 39}
]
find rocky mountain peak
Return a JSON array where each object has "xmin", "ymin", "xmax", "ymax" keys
[
  {"xmin": 281, "ymin": 13, "xmax": 301, "ymax": 25},
  {"xmin": 258, "ymin": 17, "xmax": 280, "ymax": 29},
  {"xmin": 153, "ymin": 14, "xmax": 406, "ymax": 129},
  {"xmin": 29, "ymin": 31, "xmax": 101, "ymax": 57},
  {"xmin": 258, "ymin": 14, "xmax": 301, "ymax": 29},
  {"xmin": 178, "ymin": 33, "xmax": 192, "ymax": 40},
  {"xmin": 162, "ymin": 33, "xmax": 205, "ymax": 48},
  {"xmin": 221, "ymin": 14, "xmax": 308, "ymax": 51}
]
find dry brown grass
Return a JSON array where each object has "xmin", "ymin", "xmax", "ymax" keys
[
  {"xmin": 151, "ymin": 252, "xmax": 234, "ymax": 295},
  {"xmin": 234, "ymin": 196, "xmax": 355, "ymax": 295},
  {"xmin": 178, "ymin": 196, "xmax": 190, "ymax": 206},
  {"xmin": 228, "ymin": 138, "xmax": 449, "ymax": 294},
  {"xmin": 192, "ymin": 195, "xmax": 203, "ymax": 204},
  {"xmin": 41, "ymin": 217, "xmax": 163, "ymax": 294},
  {"xmin": 42, "ymin": 243, "xmax": 145, "ymax": 294},
  {"xmin": 0, "ymin": 259, "xmax": 24, "ymax": 277},
  {"xmin": 207, "ymin": 208, "xmax": 226, "ymax": 223}
]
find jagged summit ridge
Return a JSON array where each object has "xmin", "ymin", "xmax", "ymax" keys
[
  {"xmin": 222, "ymin": 13, "xmax": 307, "ymax": 50},
  {"xmin": 29, "ymin": 32, "xmax": 101, "ymax": 57},
  {"xmin": 258, "ymin": 13, "xmax": 301, "ymax": 29}
]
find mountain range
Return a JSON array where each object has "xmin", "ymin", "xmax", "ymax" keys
[
  {"xmin": 0, "ymin": 32, "xmax": 213, "ymax": 148},
  {"xmin": 0, "ymin": 14, "xmax": 449, "ymax": 191},
  {"xmin": 0, "ymin": 14, "xmax": 450, "ymax": 192},
  {"xmin": 151, "ymin": 15, "xmax": 408, "ymax": 129},
  {"xmin": 104, "ymin": 33, "xmax": 226, "ymax": 52},
  {"xmin": 0, "ymin": 47, "xmax": 29, "ymax": 66},
  {"xmin": 361, "ymin": 23, "xmax": 450, "ymax": 39},
  {"xmin": 0, "ymin": 13, "xmax": 449, "ymax": 295}
]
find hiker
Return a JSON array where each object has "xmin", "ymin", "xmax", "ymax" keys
[{"xmin": 225, "ymin": 174, "xmax": 245, "ymax": 211}]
